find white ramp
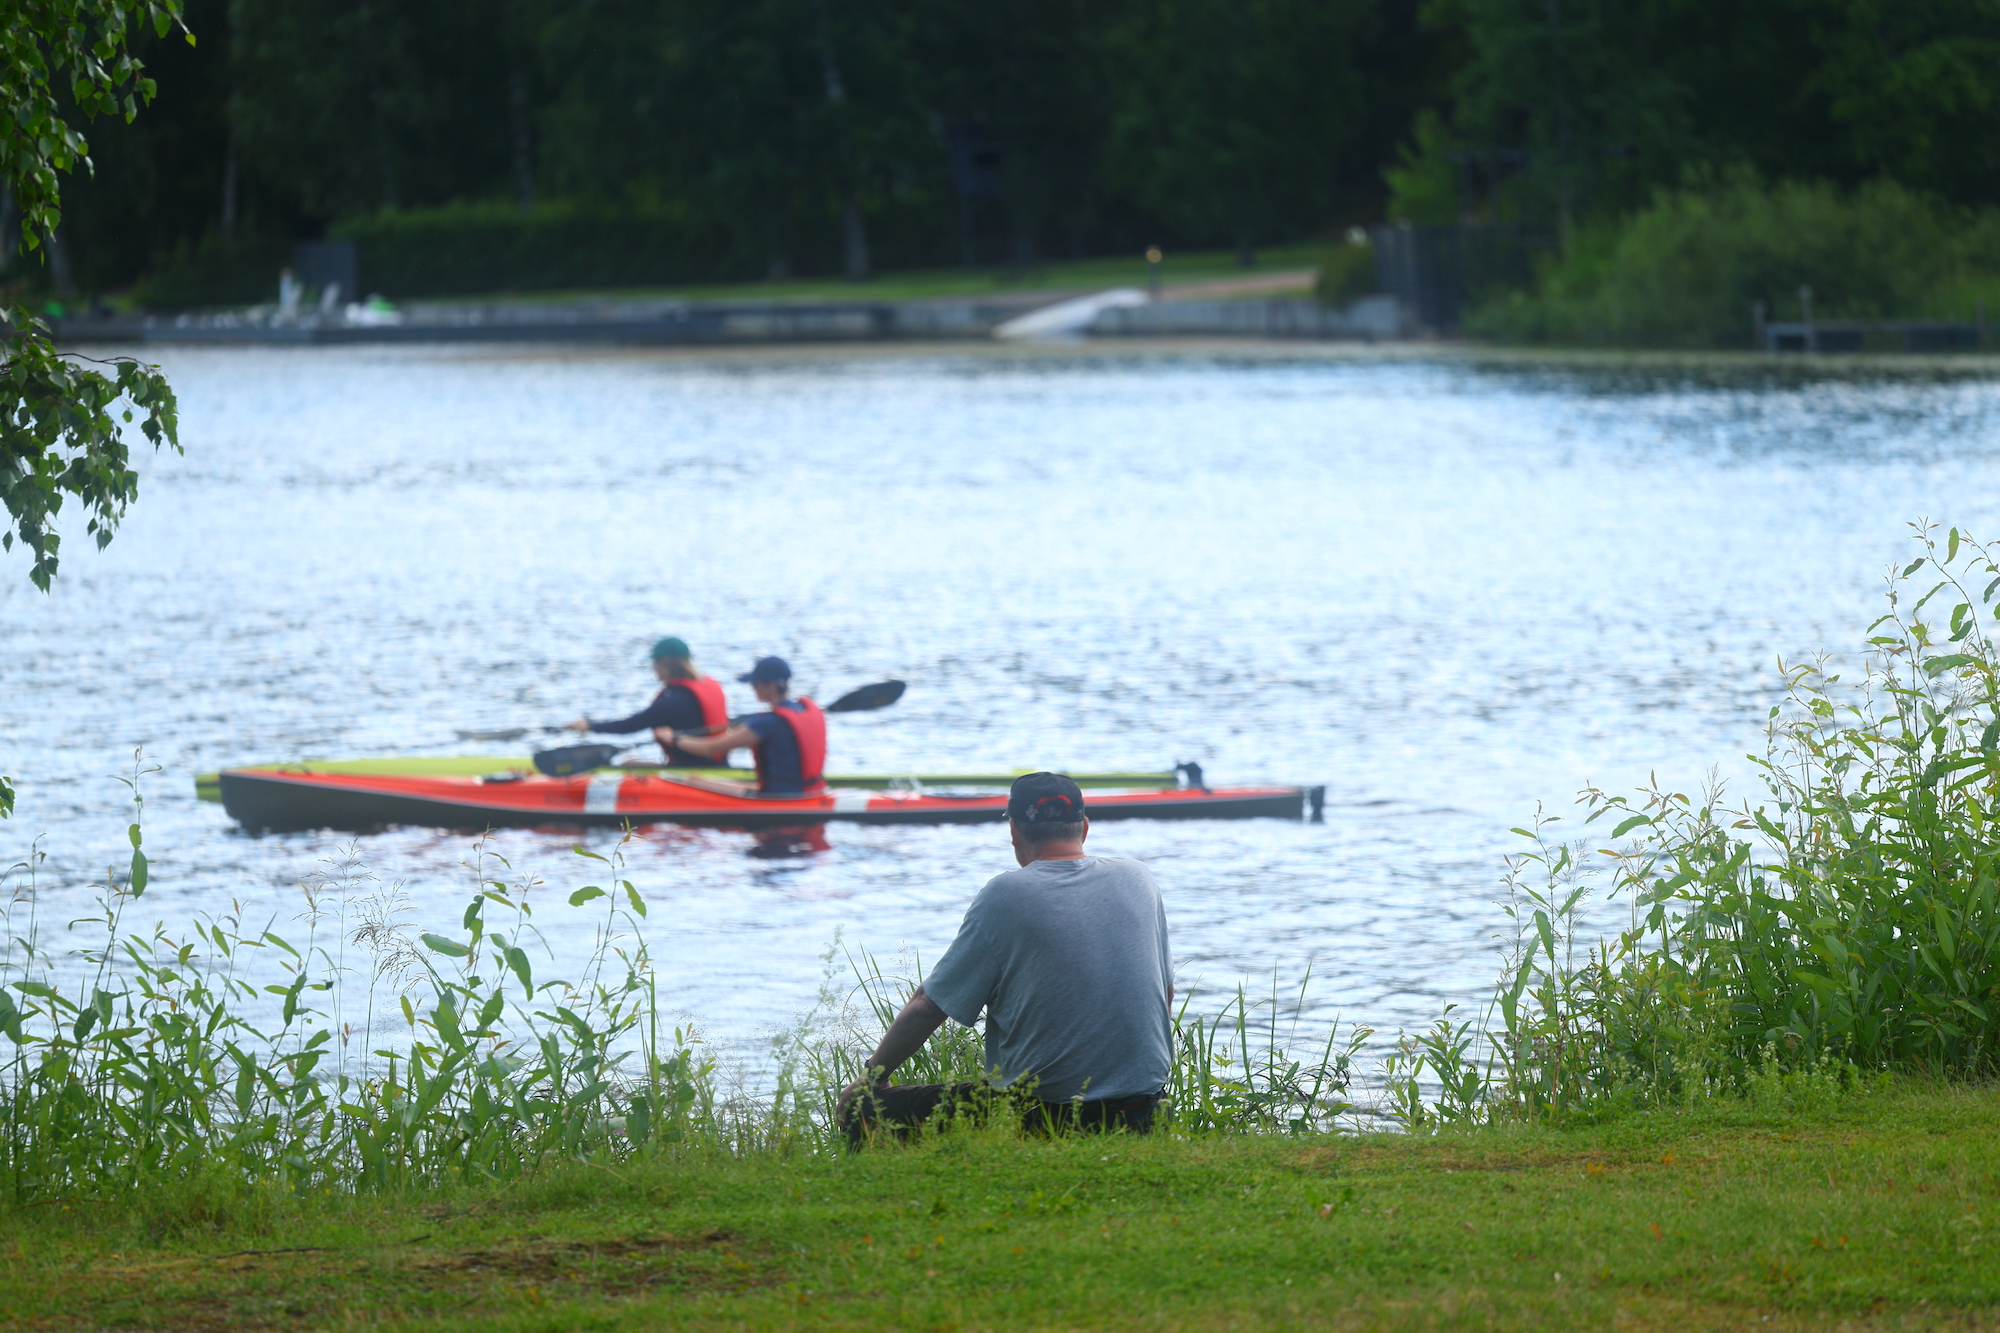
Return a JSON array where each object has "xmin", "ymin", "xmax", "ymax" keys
[{"xmin": 993, "ymin": 288, "xmax": 1149, "ymax": 341}]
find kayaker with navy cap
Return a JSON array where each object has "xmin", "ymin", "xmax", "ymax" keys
[
  {"xmin": 562, "ymin": 637, "xmax": 730, "ymax": 767},
  {"xmin": 655, "ymin": 655, "xmax": 827, "ymax": 795},
  {"xmin": 834, "ymin": 772, "xmax": 1174, "ymax": 1145}
]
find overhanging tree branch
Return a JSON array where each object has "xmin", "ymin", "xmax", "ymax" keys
[{"xmin": 1, "ymin": 0, "xmax": 189, "ymax": 592}]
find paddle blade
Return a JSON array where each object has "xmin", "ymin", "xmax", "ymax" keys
[
  {"xmin": 457, "ymin": 727, "xmax": 529, "ymax": 742},
  {"xmin": 824, "ymin": 679, "xmax": 907, "ymax": 713},
  {"xmin": 533, "ymin": 743, "xmax": 622, "ymax": 777}
]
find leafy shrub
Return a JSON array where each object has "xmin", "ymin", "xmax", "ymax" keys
[
  {"xmin": 1382, "ymin": 109, "xmax": 1461, "ymax": 227},
  {"xmin": 130, "ymin": 235, "xmax": 294, "ymax": 311},
  {"xmin": 1576, "ymin": 525, "xmax": 2000, "ymax": 1082},
  {"xmin": 1390, "ymin": 522, "xmax": 2000, "ymax": 1127},
  {"xmin": 329, "ymin": 201, "xmax": 753, "ymax": 300},
  {"xmin": 1316, "ymin": 238, "xmax": 1377, "ymax": 306},
  {"xmin": 1469, "ymin": 176, "xmax": 2000, "ymax": 348}
]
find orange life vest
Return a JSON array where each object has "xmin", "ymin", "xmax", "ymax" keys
[
  {"xmin": 677, "ymin": 676, "xmax": 730, "ymax": 734},
  {"xmin": 759, "ymin": 697, "xmax": 827, "ymax": 790}
]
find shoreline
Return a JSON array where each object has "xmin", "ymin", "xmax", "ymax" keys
[{"xmin": 55, "ymin": 329, "xmax": 2000, "ymax": 377}]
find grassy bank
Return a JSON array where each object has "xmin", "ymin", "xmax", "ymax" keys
[
  {"xmin": 129, "ymin": 240, "xmax": 1321, "ymax": 313},
  {"xmin": 391, "ymin": 245, "xmax": 1322, "ymax": 308},
  {"xmin": 3, "ymin": 1079, "xmax": 1996, "ymax": 1330}
]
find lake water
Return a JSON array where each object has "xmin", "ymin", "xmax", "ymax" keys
[{"xmin": 6, "ymin": 343, "xmax": 2000, "ymax": 1079}]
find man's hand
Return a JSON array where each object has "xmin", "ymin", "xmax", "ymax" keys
[
  {"xmin": 652, "ymin": 726, "xmax": 675, "ymax": 749},
  {"xmin": 563, "ymin": 719, "xmax": 591, "ymax": 732},
  {"xmin": 840, "ymin": 991, "xmax": 948, "ymax": 1126},
  {"xmin": 835, "ymin": 1069, "xmax": 887, "ymax": 1125}
]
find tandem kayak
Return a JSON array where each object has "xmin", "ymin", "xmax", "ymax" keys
[
  {"xmin": 193, "ymin": 757, "xmax": 1199, "ymax": 803},
  {"xmin": 211, "ymin": 760, "xmax": 1323, "ymax": 832}
]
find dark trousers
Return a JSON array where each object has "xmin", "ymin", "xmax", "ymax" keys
[{"xmin": 840, "ymin": 1081, "xmax": 1160, "ymax": 1149}]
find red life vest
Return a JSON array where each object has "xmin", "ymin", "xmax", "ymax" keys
[
  {"xmin": 677, "ymin": 676, "xmax": 730, "ymax": 734},
  {"xmin": 760, "ymin": 697, "xmax": 827, "ymax": 790}
]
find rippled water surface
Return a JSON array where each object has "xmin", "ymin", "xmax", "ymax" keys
[{"xmin": 7, "ymin": 345, "xmax": 2000, "ymax": 1070}]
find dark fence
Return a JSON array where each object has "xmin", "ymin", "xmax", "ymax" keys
[
  {"xmin": 1370, "ymin": 223, "xmax": 1556, "ymax": 332},
  {"xmin": 293, "ymin": 242, "xmax": 358, "ymax": 302}
]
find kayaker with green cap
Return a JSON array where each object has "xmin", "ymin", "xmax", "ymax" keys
[
  {"xmin": 654, "ymin": 655, "xmax": 827, "ymax": 795},
  {"xmin": 563, "ymin": 637, "xmax": 731, "ymax": 767}
]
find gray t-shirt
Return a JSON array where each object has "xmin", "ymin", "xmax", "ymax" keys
[{"xmin": 922, "ymin": 855, "xmax": 1172, "ymax": 1103}]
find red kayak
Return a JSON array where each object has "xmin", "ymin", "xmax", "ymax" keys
[{"xmin": 217, "ymin": 763, "xmax": 1319, "ymax": 832}]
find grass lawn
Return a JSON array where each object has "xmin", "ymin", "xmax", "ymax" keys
[
  {"xmin": 416, "ymin": 244, "xmax": 1327, "ymax": 308},
  {"xmin": 5, "ymin": 1080, "xmax": 1997, "ymax": 1331}
]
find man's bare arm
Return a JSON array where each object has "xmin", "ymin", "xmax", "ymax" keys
[
  {"xmin": 835, "ymin": 990, "xmax": 947, "ymax": 1123},
  {"xmin": 861, "ymin": 990, "xmax": 947, "ymax": 1082},
  {"xmin": 836, "ymin": 984, "xmax": 944, "ymax": 1120},
  {"xmin": 658, "ymin": 722, "xmax": 756, "ymax": 759}
]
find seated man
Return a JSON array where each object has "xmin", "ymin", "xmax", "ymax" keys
[
  {"xmin": 653, "ymin": 655, "xmax": 826, "ymax": 795},
  {"xmin": 835, "ymin": 773, "xmax": 1174, "ymax": 1145},
  {"xmin": 562, "ymin": 636, "xmax": 730, "ymax": 766}
]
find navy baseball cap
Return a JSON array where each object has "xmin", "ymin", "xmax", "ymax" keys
[
  {"xmin": 1007, "ymin": 772, "xmax": 1087, "ymax": 823},
  {"xmin": 737, "ymin": 655, "xmax": 793, "ymax": 684}
]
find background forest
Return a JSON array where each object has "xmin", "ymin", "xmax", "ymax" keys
[{"xmin": 11, "ymin": 0, "xmax": 2000, "ymax": 335}]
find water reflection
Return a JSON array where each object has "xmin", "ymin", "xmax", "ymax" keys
[{"xmin": 747, "ymin": 826, "xmax": 835, "ymax": 861}]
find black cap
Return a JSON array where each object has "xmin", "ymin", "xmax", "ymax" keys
[
  {"xmin": 1007, "ymin": 772, "xmax": 1087, "ymax": 824},
  {"xmin": 737, "ymin": 655, "xmax": 792, "ymax": 684}
]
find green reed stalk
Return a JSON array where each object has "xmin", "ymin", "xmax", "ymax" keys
[
  {"xmin": 1386, "ymin": 520, "xmax": 2000, "ymax": 1129},
  {"xmin": 0, "ymin": 753, "xmax": 1382, "ymax": 1199},
  {"xmin": 0, "ymin": 774, "xmax": 718, "ymax": 1203},
  {"xmin": 766, "ymin": 943, "xmax": 1366, "ymax": 1146}
]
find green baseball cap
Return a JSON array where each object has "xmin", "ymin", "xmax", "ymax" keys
[{"xmin": 650, "ymin": 636, "xmax": 692, "ymax": 660}]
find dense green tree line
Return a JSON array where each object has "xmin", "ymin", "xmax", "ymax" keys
[
  {"xmin": 14, "ymin": 0, "xmax": 2000, "ymax": 302},
  {"xmin": 1394, "ymin": 0, "xmax": 2000, "ymax": 227},
  {"xmin": 26, "ymin": 0, "xmax": 1440, "ymax": 297}
]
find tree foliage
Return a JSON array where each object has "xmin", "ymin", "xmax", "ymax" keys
[
  {"xmin": 2, "ymin": 0, "xmax": 184, "ymax": 591},
  {"xmin": 13, "ymin": 0, "xmax": 2000, "ymax": 301},
  {"xmin": 1107, "ymin": 0, "xmax": 1384, "ymax": 261},
  {"xmin": 1467, "ymin": 175, "xmax": 2000, "ymax": 348},
  {"xmin": 25, "ymin": 0, "xmax": 1446, "ymax": 298},
  {"xmin": 1413, "ymin": 0, "xmax": 2000, "ymax": 226}
]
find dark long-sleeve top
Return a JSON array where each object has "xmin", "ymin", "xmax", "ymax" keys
[
  {"xmin": 588, "ymin": 685, "xmax": 722, "ymax": 767},
  {"xmin": 588, "ymin": 685, "xmax": 709, "ymax": 735}
]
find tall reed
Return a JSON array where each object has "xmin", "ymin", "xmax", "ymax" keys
[
  {"xmin": 1389, "ymin": 521, "xmax": 2000, "ymax": 1126},
  {"xmin": 1168, "ymin": 971, "xmax": 1367, "ymax": 1134},
  {"xmin": 0, "ymin": 770, "xmax": 712, "ymax": 1203},
  {"xmin": 776, "ymin": 944, "xmax": 1367, "ymax": 1138},
  {"xmin": 0, "ymin": 765, "xmax": 1367, "ymax": 1203}
]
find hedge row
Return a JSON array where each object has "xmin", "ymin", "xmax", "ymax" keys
[
  {"xmin": 129, "ymin": 237, "xmax": 293, "ymax": 311},
  {"xmin": 131, "ymin": 194, "xmax": 987, "ymax": 307},
  {"xmin": 1468, "ymin": 176, "xmax": 2000, "ymax": 348},
  {"xmin": 328, "ymin": 202, "xmax": 756, "ymax": 299}
]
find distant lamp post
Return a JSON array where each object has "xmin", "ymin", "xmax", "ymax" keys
[{"xmin": 1146, "ymin": 246, "xmax": 1163, "ymax": 298}]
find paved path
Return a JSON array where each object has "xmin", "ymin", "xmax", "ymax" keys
[{"xmin": 1160, "ymin": 268, "xmax": 1317, "ymax": 301}]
